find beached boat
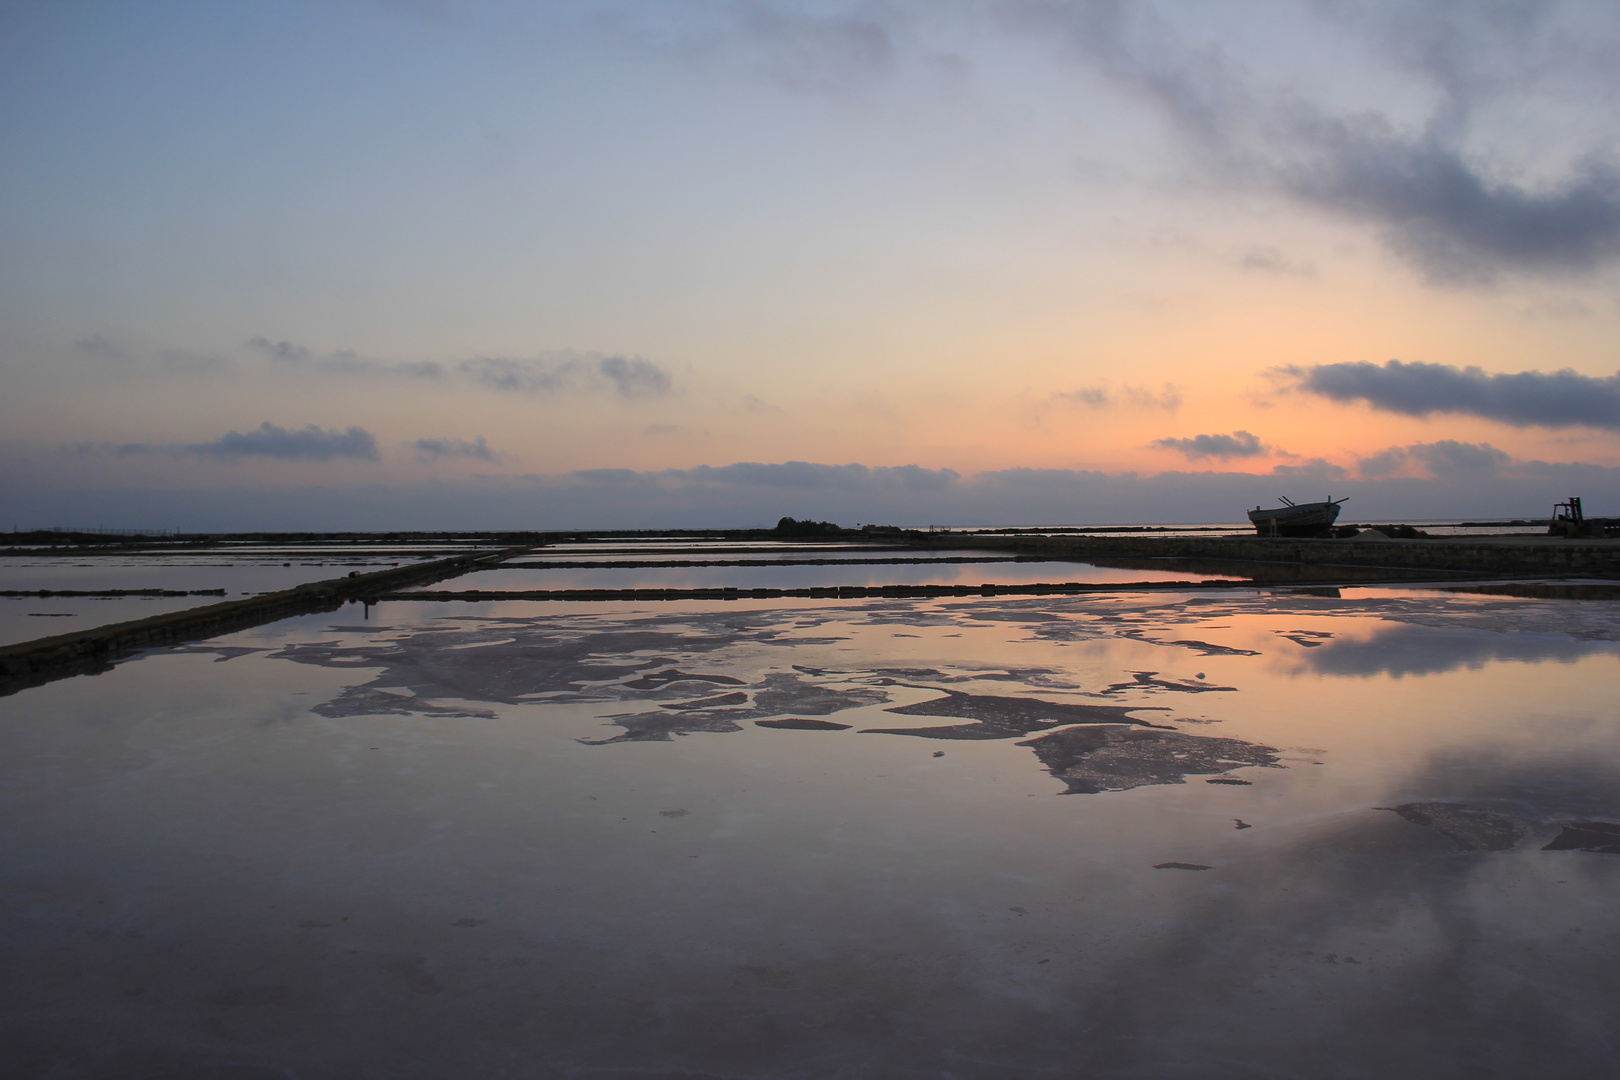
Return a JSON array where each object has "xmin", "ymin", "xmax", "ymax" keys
[{"xmin": 1248, "ymin": 496, "xmax": 1346, "ymax": 537}]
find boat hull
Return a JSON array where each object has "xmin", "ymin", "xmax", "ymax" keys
[{"xmin": 1247, "ymin": 501, "xmax": 1343, "ymax": 537}]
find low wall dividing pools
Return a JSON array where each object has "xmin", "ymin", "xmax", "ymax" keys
[
  {"xmin": 954, "ymin": 532, "xmax": 1620, "ymax": 578},
  {"xmin": 0, "ymin": 546, "xmax": 528, "ymax": 697}
]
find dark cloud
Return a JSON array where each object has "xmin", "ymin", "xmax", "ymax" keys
[
  {"xmin": 1408, "ymin": 440, "xmax": 1510, "ymax": 478},
  {"xmin": 1279, "ymin": 134, "xmax": 1620, "ymax": 284},
  {"xmin": 1010, "ymin": 0, "xmax": 1620, "ymax": 283},
  {"xmin": 1152, "ymin": 430, "xmax": 1267, "ymax": 460},
  {"xmin": 1356, "ymin": 446, "xmax": 1409, "ymax": 479},
  {"xmin": 1288, "ymin": 359, "xmax": 1620, "ymax": 431},
  {"xmin": 460, "ymin": 352, "xmax": 675, "ymax": 398},
  {"xmin": 185, "ymin": 422, "xmax": 379, "ymax": 462},
  {"xmin": 407, "ymin": 436, "xmax": 494, "ymax": 463},
  {"xmin": 1355, "ymin": 440, "xmax": 1516, "ymax": 481}
]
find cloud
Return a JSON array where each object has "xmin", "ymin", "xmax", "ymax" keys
[
  {"xmin": 1152, "ymin": 430, "xmax": 1267, "ymax": 460},
  {"xmin": 407, "ymin": 436, "xmax": 495, "ymax": 463},
  {"xmin": 1055, "ymin": 383, "xmax": 1182, "ymax": 410},
  {"xmin": 678, "ymin": 461, "xmax": 961, "ymax": 493},
  {"xmin": 247, "ymin": 338, "xmax": 678, "ymax": 398},
  {"xmin": 1239, "ymin": 247, "xmax": 1316, "ymax": 277},
  {"xmin": 1013, "ymin": 0, "xmax": 1620, "ymax": 283},
  {"xmin": 570, "ymin": 468, "xmax": 645, "ymax": 484},
  {"xmin": 1287, "ymin": 359, "xmax": 1620, "ymax": 431},
  {"xmin": 72, "ymin": 334, "xmax": 133, "ymax": 360},
  {"xmin": 597, "ymin": 355, "xmax": 675, "ymax": 397},
  {"xmin": 1356, "ymin": 439, "xmax": 1514, "ymax": 481},
  {"xmin": 22, "ymin": 452, "xmax": 1620, "ymax": 531},
  {"xmin": 1061, "ymin": 386, "xmax": 1112, "ymax": 407},
  {"xmin": 1303, "ymin": 624, "xmax": 1619, "ymax": 679},
  {"xmin": 1272, "ymin": 458, "xmax": 1349, "ymax": 482},
  {"xmin": 460, "ymin": 352, "xmax": 675, "ymax": 398},
  {"xmin": 1356, "ymin": 446, "xmax": 1409, "ymax": 479},
  {"xmin": 1279, "ymin": 133, "xmax": 1620, "ymax": 284},
  {"xmin": 629, "ymin": 2, "xmax": 901, "ymax": 98},
  {"xmin": 1407, "ymin": 439, "xmax": 1510, "ymax": 478},
  {"xmin": 185, "ymin": 422, "xmax": 380, "ymax": 461},
  {"xmin": 67, "ymin": 335, "xmax": 224, "ymax": 371},
  {"xmin": 248, "ymin": 337, "xmax": 445, "ymax": 379},
  {"xmin": 733, "ymin": 4, "xmax": 898, "ymax": 94}
]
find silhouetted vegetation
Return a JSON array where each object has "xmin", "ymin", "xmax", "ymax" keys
[{"xmin": 774, "ymin": 516, "xmax": 843, "ymax": 537}]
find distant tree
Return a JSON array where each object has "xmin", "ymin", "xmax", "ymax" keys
[{"xmin": 774, "ymin": 516, "xmax": 841, "ymax": 536}]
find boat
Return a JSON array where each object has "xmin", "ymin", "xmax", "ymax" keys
[{"xmin": 1247, "ymin": 496, "xmax": 1347, "ymax": 537}]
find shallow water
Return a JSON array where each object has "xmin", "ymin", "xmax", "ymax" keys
[
  {"xmin": 0, "ymin": 544, "xmax": 486, "ymax": 647},
  {"xmin": 433, "ymin": 558, "xmax": 1243, "ymax": 592},
  {"xmin": 0, "ymin": 594, "xmax": 234, "ymax": 648},
  {"xmin": 0, "ymin": 551, "xmax": 428, "ymax": 594},
  {"xmin": 3, "ymin": 584, "xmax": 1619, "ymax": 1077}
]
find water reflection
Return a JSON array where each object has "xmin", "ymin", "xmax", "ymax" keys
[
  {"xmin": 424, "ymin": 558, "xmax": 1241, "ymax": 591},
  {"xmin": 2, "ymin": 585, "xmax": 1618, "ymax": 1077},
  {"xmin": 1300, "ymin": 623, "xmax": 1620, "ymax": 677}
]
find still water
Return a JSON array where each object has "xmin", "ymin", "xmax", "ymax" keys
[
  {"xmin": 3, "ymin": 580, "xmax": 1618, "ymax": 1078},
  {"xmin": 429, "ymin": 558, "xmax": 1244, "ymax": 592},
  {"xmin": 0, "ymin": 544, "xmax": 472, "ymax": 647}
]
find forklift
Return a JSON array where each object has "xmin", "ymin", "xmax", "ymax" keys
[{"xmin": 1548, "ymin": 496, "xmax": 1620, "ymax": 538}]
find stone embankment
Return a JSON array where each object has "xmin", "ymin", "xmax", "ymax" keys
[
  {"xmin": 384, "ymin": 579, "xmax": 1236, "ymax": 603},
  {"xmin": 952, "ymin": 533, "xmax": 1620, "ymax": 578},
  {"xmin": 0, "ymin": 546, "xmax": 527, "ymax": 697}
]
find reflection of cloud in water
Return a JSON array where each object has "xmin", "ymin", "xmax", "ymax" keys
[
  {"xmin": 21, "ymin": 588, "xmax": 1620, "ymax": 1075},
  {"xmin": 273, "ymin": 611, "xmax": 1283, "ymax": 790},
  {"xmin": 1062, "ymin": 808, "xmax": 1620, "ymax": 1076},
  {"xmin": 1019, "ymin": 724, "xmax": 1281, "ymax": 793},
  {"xmin": 1026, "ymin": 740, "xmax": 1620, "ymax": 1075},
  {"xmin": 1384, "ymin": 802, "xmax": 1528, "ymax": 851},
  {"xmin": 862, "ymin": 689, "xmax": 1160, "ymax": 740},
  {"xmin": 267, "ymin": 596, "xmax": 1620, "ymax": 804},
  {"xmin": 1302, "ymin": 625, "xmax": 1620, "ymax": 678}
]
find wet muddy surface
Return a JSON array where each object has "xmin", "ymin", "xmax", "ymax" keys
[{"xmin": 3, "ymin": 581, "xmax": 1620, "ymax": 1078}]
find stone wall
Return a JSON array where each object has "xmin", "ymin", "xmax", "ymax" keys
[
  {"xmin": 0, "ymin": 547, "xmax": 528, "ymax": 696},
  {"xmin": 956, "ymin": 534, "xmax": 1620, "ymax": 577}
]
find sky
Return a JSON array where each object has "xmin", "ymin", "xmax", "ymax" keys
[{"xmin": 3, "ymin": 0, "xmax": 1620, "ymax": 530}]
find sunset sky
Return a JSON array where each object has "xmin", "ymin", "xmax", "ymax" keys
[{"xmin": 4, "ymin": 0, "xmax": 1620, "ymax": 529}]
